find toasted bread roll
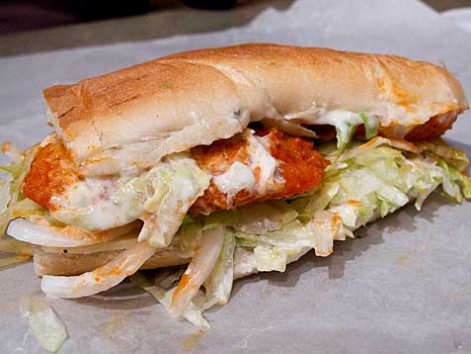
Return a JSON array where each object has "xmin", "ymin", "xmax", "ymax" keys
[{"xmin": 44, "ymin": 44, "xmax": 467, "ymax": 176}]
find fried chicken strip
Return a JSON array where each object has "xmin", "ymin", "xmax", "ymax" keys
[{"xmin": 22, "ymin": 128, "xmax": 329, "ymax": 217}]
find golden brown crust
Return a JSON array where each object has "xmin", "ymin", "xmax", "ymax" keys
[
  {"xmin": 190, "ymin": 127, "xmax": 329, "ymax": 214},
  {"xmin": 45, "ymin": 59, "xmax": 247, "ymax": 175},
  {"xmin": 44, "ymin": 43, "xmax": 468, "ymax": 176}
]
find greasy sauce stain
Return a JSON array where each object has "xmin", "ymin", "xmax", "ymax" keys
[
  {"xmin": 182, "ymin": 329, "xmax": 207, "ymax": 352},
  {"xmin": 101, "ymin": 313, "xmax": 127, "ymax": 336}
]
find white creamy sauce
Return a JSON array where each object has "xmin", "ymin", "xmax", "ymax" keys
[
  {"xmin": 317, "ymin": 110, "xmax": 363, "ymax": 146},
  {"xmin": 282, "ymin": 104, "xmax": 320, "ymax": 121},
  {"xmin": 50, "ymin": 176, "xmax": 144, "ymax": 231},
  {"xmin": 315, "ymin": 110, "xmax": 364, "ymax": 126},
  {"xmin": 49, "ymin": 155, "xmax": 211, "ymax": 246},
  {"xmin": 246, "ymin": 131, "xmax": 278, "ymax": 194},
  {"xmin": 213, "ymin": 161, "xmax": 256, "ymax": 203},
  {"xmin": 315, "ymin": 108, "xmax": 428, "ymax": 140},
  {"xmin": 279, "ymin": 105, "xmax": 426, "ymax": 139},
  {"xmin": 211, "ymin": 130, "xmax": 281, "ymax": 203},
  {"xmin": 137, "ymin": 156, "xmax": 211, "ymax": 247}
]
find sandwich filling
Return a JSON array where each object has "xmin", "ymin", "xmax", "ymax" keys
[
  {"xmin": 22, "ymin": 127, "xmax": 328, "ymax": 232},
  {"xmin": 1, "ymin": 118, "xmax": 470, "ymax": 326}
]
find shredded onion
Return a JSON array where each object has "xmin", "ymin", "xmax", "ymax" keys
[
  {"xmin": 339, "ymin": 137, "xmax": 417, "ymax": 162},
  {"xmin": 263, "ymin": 119, "xmax": 317, "ymax": 138},
  {"xmin": 309, "ymin": 211, "xmax": 339, "ymax": 257},
  {"xmin": 339, "ymin": 137, "xmax": 390, "ymax": 161},
  {"xmin": 41, "ymin": 241, "xmax": 155, "ymax": 298},
  {"xmin": 8, "ymin": 218, "xmax": 139, "ymax": 247},
  {"xmin": 388, "ymin": 138, "xmax": 418, "ymax": 153},
  {"xmin": 41, "ymin": 235, "xmax": 137, "ymax": 254},
  {"xmin": 170, "ymin": 226, "xmax": 225, "ymax": 316}
]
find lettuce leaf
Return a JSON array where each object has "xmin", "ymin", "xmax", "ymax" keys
[
  {"xmin": 19, "ymin": 297, "xmax": 68, "ymax": 352},
  {"xmin": 138, "ymin": 154, "xmax": 211, "ymax": 247},
  {"xmin": 231, "ymin": 137, "xmax": 470, "ymax": 277},
  {"xmin": 203, "ymin": 229, "xmax": 236, "ymax": 308},
  {"xmin": 359, "ymin": 113, "xmax": 379, "ymax": 140},
  {"xmin": 130, "ymin": 272, "xmax": 210, "ymax": 328}
]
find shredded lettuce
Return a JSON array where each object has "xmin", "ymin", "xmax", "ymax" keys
[
  {"xmin": 130, "ymin": 272, "xmax": 210, "ymax": 328},
  {"xmin": 417, "ymin": 139, "xmax": 470, "ymax": 172},
  {"xmin": 233, "ymin": 200, "xmax": 298, "ymax": 234},
  {"xmin": 199, "ymin": 209, "xmax": 238, "ymax": 230},
  {"xmin": 437, "ymin": 159, "xmax": 471, "ymax": 200},
  {"xmin": 128, "ymin": 135, "xmax": 470, "ymax": 326},
  {"xmin": 228, "ymin": 137, "xmax": 470, "ymax": 279},
  {"xmin": 253, "ymin": 245, "xmax": 288, "ymax": 272},
  {"xmin": 1, "ymin": 144, "xmax": 41, "ymax": 236},
  {"xmin": 19, "ymin": 297, "xmax": 68, "ymax": 353},
  {"xmin": 0, "ymin": 179, "xmax": 11, "ymax": 236},
  {"xmin": 139, "ymin": 154, "xmax": 211, "ymax": 247},
  {"xmin": 336, "ymin": 121, "xmax": 358, "ymax": 152},
  {"xmin": 236, "ymin": 220, "xmax": 314, "ymax": 270},
  {"xmin": 1, "ymin": 145, "xmax": 41, "ymax": 267},
  {"xmin": 203, "ymin": 229, "xmax": 236, "ymax": 308},
  {"xmin": 359, "ymin": 113, "xmax": 379, "ymax": 140},
  {"xmin": 170, "ymin": 226, "xmax": 225, "ymax": 317}
]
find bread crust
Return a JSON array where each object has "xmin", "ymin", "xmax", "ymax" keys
[
  {"xmin": 44, "ymin": 43, "xmax": 468, "ymax": 176},
  {"xmin": 34, "ymin": 248, "xmax": 189, "ymax": 277}
]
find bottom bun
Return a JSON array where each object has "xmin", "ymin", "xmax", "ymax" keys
[{"xmin": 33, "ymin": 248, "xmax": 189, "ymax": 277}]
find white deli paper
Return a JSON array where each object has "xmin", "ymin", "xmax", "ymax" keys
[{"xmin": 0, "ymin": 0, "xmax": 470, "ymax": 353}]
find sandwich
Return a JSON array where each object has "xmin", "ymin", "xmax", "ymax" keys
[{"xmin": 1, "ymin": 43, "xmax": 470, "ymax": 325}]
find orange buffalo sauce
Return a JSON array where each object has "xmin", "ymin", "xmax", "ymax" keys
[
  {"xmin": 260, "ymin": 127, "xmax": 329, "ymax": 198},
  {"xmin": 22, "ymin": 141, "xmax": 79, "ymax": 210}
]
